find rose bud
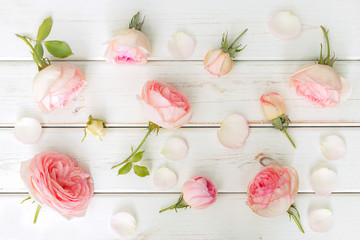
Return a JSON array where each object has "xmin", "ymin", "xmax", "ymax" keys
[
  {"xmin": 204, "ymin": 29, "xmax": 248, "ymax": 77},
  {"xmin": 160, "ymin": 177, "xmax": 217, "ymax": 212},
  {"xmin": 247, "ymin": 162, "xmax": 304, "ymax": 233},
  {"xmin": 21, "ymin": 151, "xmax": 94, "ymax": 222},
  {"xmin": 260, "ymin": 92, "xmax": 296, "ymax": 148},
  {"xmin": 32, "ymin": 63, "xmax": 85, "ymax": 113},
  {"xmin": 290, "ymin": 26, "xmax": 351, "ymax": 107},
  {"xmin": 104, "ymin": 12, "xmax": 152, "ymax": 65},
  {"xmin": 82, "ymin": 115, "xmax": 107, "ymax": 142}
]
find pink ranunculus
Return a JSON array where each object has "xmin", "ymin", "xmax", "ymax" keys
[
  {"xmin": 290, "ymin": 64, "xmax": 344, "ymax": 107},
  {"xmin": 104, "ymin": 28, "xmax": 152, "ymax": 65},
  {"xmin": 20, "ymin": 151, "xmax": 94, "ymax": 218},
  {"xmin": 139, "ymin": 80, "xmax": 192, "ymax": 129},
  {"xmin": 260, "ymin": 92, "xmax": 286, "ymax": 121},
  {"xmin": 32, "ymin": 63, "xmax": 85, "ymax": 113},
  {"xmin": 247, "ymin": 164, "xmax": 299, "ymax": 217},
  {"xmin": 203, "ymin": 49, "xmax": 233, "ymax": 77},
  {"xmin": 182, "ymin": 177, "xmax": 217, "ymax": 209}
]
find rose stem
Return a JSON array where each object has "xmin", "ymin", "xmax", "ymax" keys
[
  {"xmin": 228, "ymin": 28, "xmax": 248, "ymax": 49},
  {"xmin": 33, "ymin": 205, "xmax": 41, "ymax": 224},
  {"xmin": 283, "ymin": 129, "xmax": 296, "ymax": 149},
  {"xmin": 159, "ymin": 195, "xmax": 189, "ymax": 213},
  {"xmin": 287, "ymin": 205, "xmax": 304, "ymax": 233}
]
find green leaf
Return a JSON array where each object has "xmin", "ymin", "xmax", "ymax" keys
[
  {"xmin": 118, "ymin": 162, "xmax": 133, "ymax": 175},
  {"xmin": 271, "ymin": 117, "xmax": 283, "ymax": 130},
  {"xmin": 134, "ymin": 165, "xmax": 150, "ymax": 177},
  {"xmin": 131, "ymin": 151, "xmax": 144, "ymax": 163},
  {"xmin": 37, "ymin": 17, "xmax": 52, "ymax": 41},
  {"xmin": 44, "ymin": 40, "xmax": 73, "ymax": 58},
  {"xmin": 34, "ymin": 43, "xmax": 44, "ymax": 59}
]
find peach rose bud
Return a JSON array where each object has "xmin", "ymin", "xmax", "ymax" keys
[
  {"xmin": 260, "ymin": 92, "xmax": 286, "ymax": 121},
  {"xmin": 204, "ymin": 29, "xmax": 248, "ymax": 77},
  {"xmin": 104, "ymin": 12, "xmax": 152, "ymax": 65}
]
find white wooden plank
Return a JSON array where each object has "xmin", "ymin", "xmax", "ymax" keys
[
  {"xmin": 0, "ymin": 193, "xmax": 359, "ymax": 239},
  {"xmin": 0, "ymin": 127, "xmax": 358, "ymax": 193},
  {"xmin": 1, "ymin": 0, "xmax": 359, "ymax": 61},
  {"xmin": 1, "ymin": 61, "xmax": 359, "ymax": 125}
]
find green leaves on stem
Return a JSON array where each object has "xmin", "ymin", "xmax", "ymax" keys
[
  {"xmin": 287, "ymin": 204, "xmax": 305, "ymax": 233},
  {"xmin": 16, "ymin": 16, "xmax": 73, "ymax": 71},
  {"xmin": 159, "ymin": 194, "xmax": 190, "ymax": 213},
  {"xmin": 129, "ymin": 12, "xmax": 145, "ymax": 31},
  {"xmin": 271, "ymin": 114, "xmax": 296, "ymax": 148},
  {"xmin": 221, "ymin": 28, "xmax": 248, "ymax": 58},
  {"xmin": 111, "ymin": 121, "xmax": 159, "ymax": 177},
  {"xmin": 317, "ymin": 26, "xmax": 336, "ymax": 67}
]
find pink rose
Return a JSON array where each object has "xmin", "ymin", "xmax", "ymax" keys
[
  {"xmin": 21, "ymin": 151, "xmax": 94, "ymax": 218},
  {"xmin": 104, "ymin": 28, "xmax": 152, "ymax": 65},
  {"xmin": 32, "ymin": 63, "xmax": 85, "ymax": 113},
  {"xmin": 160, "ymin": 177, "xmax": 217, "ymax": 212},
  {"xmin": 139, "ymin": 80, "xmax": 192, "ymax": 129},
  {"xmin": 203, "ymin": 49, "xmax": 233, "ymax": 77},
  {"xmin": 260, "ymin": 92, "xmax": 286, "ymax": 121},
  {"xmin": 247, "ymin": 164, "xmax": 299, "ymax": 217}
]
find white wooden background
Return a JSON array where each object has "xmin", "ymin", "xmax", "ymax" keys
[{"xmin": 0, "ymin": 0, "xmax": 360, "ymax": 239}]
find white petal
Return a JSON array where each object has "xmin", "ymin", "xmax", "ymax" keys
[
  {"xmin": 14, "ymin": 118, "xmax": 42, "ymax": 145},
  {"xmin": 310, "ymin": 167, "xmax": 338, "ymax": 196},
  {"xmin": 217, "ymin": 113, "xmax": 249, "ymax": 149},
  {"xmin": 167, "ymin": 32, "xmax": 195, "ymax": 60},
  {"xmin": 308, "ymin": 208, "xmax": 334, "ymax": 232},
  {"xmin": 320, "ymin": 135, "xmax": 347, "ymax": 160},
  {"xmin": 340, "ymin": 77, "xmax": 352, "ymax": 102},
  {"xmin": 268, "ymin": 11, "xmax": 302, "ymax": 40},
  {"xmin": 161, "ymin": 137, "xmax": 188, "ymax": 161},
  {"xmin": 110, "ymin": 212, "xmax": 136, "ymax": 238},
  {"xmin": 152, "ymin": 166, "xmax": 177, "ymax": 190}
]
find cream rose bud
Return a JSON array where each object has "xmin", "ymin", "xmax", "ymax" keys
[
  {"xmin": 82, "ymin": 115, "xmax": 106, "ymax": 142},
  {"xmin": 203, "ymin": 49, "xmax": 233, "ymax": 77},
  {"xmin": 260, "ymin": 92, "xmax": 286, "ymax": 120},
  {"xmin": 32, "ymin": 63, "xmax": 86, "ymax": 113},
  {"xmin": 104, "ymin": 28, "xmax": 152, "ymax": 65}
]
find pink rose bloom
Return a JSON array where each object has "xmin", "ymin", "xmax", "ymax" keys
[
  {"xmin": 260, "ymin": 92, "xmax": 286, "ymax": 120},
  {"xmin": 247, "ymin": 164, "xmax": 299, "ymax": 217},
  {"xmin": 21, "ymin": 151, "xmax": 94, "ymax": 218},
  {"xmin": 139, "ymin": 80, "xmax": 192, "ymax": 129},
  {"xmin": 203, "ymin": 49, "xmax": 233, "ymax": 77},
  {"xmin": 104, "ymin": 28, "xmax": 152, "ymax": 65},
  {"xmin": 32, "ymin": 63, "xmax": 85, "ymax": 113},
  {"xmin": 182, "ymin": 177, "xmax": 217, "ymax": 209}
]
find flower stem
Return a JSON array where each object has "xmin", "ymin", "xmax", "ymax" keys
[
  {"xmin": 33, "ymin": 205, "xmax": 41, "ymax": 224},
  {"xmin": 159, "ymin": 194, "xmax": 189, "ymax": 213},
  {"xmin": 320, "ymin": 26, "xmax": 330, "ymax": 60},
  {"xmin": 228, "ymin": 28, "xmax": 248, "ymax": 49},
  {"xmin": 283, "ymin": 129, "xmax": 296, "ymax": 149},
  {"xmin": 287, "ymin": 204, "xmax": 304, "ymax": 233},
  {"xmin": 15, "ymin": 34, "xmax": 48, "ymax": 70}
]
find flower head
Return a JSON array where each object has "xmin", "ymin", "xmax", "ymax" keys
[{"xmin": 260, "ymin": 92, "xmax": 286, "ymax": 121}]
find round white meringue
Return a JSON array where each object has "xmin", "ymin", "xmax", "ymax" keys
[
  {"xmin": 310, "ymin": 167, "xmax": 338, "ymax": 196},
  {"xmin": 161, "ymin": 137, "xmax": 188, "ymax": 161},
  {"xmin": 167, "ymin": 32, "xmax": 195, "ymax": 59},
  {"xmin": 268, "ymin": 11, "xmax": 302, "ymax": 40},
  {"xmin": 217, "ymin": 113, "xmax": 249, "ymax": 149},
  {"xmin": 320, "ymin": 135, "xmax": 347, "ymax": 160},
  {"xmin": 14, "ymin": 117, "xmax": 42, "ymax": 144},
  {"xmin": 110, "ymin": 211, "xmax": 136, "ymax": 238},
  {"xmin": 308, "ymin": 208, "xmax": 334, "ymax": 232},
  {"xmin": 152, "ymin": 166, "xmax": 177, "ymax": 190}
]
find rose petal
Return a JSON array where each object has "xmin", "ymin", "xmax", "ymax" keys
[
  {"xmin": 167, "ymin": 32, "xmax": 195, "ymax": 60},
  {"xmin": 161, "ymin": 137, "xmax": 188, "ymax": 161},
  {"xmin": 111, "ymin": 212, "xmax": 136, "ymax": 238},
  {"xmin": 268, "ymin": 11, "xmax": 302, "ymax": 40},
  {"xmin": 320, "ymin": 135, "xmax": 347, "ymax": 160},
  {"xmin": 14, "ymin": 118, "xmax": 42, "ymax": 145},
  {"xmin": 217, "ymin": 113, "xmax": 249, "ymax": 149},
  {"xmin": 340, "ymin": 77, "xmax": 352, "ymax": 102},
  {"xmin": 310, "ymin": 167, "xmax": 338, "ymax": 195},
  {"xmin": 152, "ymin": 166, "xmax": 177, "ymax": 190},
  {"xmin": 308, "ymin": 208, "xmax": 334, "ymax": 232}
]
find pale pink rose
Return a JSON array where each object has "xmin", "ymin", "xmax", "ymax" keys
[
  {"xmin": 139, "ymin": 80, "xmax": 192, "ymax": 129},
  {"xmin": 182, "ymin": 177, "xmax": 217, "ymax": 209},
  {"xmin": 203, "ymin": 49, "xmax": 233, "ymax": 77},
  {"xmin": 260, "ymin": 92, "xmax": 286, "ymax": 120},
  {"xmin": 290, "ymin": 64, "xmax": 346, "ymax": 107},
  {"xmin": 20, "ymin": 151, "xmax": 94, "ymax": 218},
  {"xmin": 247, "ymin": 164, "xmax": 299, "ymax": 217},
  {"xmin": 104, "ymin": 28, "xmax": 152, "ymax": 65},
  {"xmin": 32, "ymin": 63, "xmax": 85, "ymax": 113}
]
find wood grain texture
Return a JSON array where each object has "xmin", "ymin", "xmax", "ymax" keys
[
  {"xmin": 0, "ymin": 61, "xmax": 359, "ymax": 126},
  {"xmin": 0, "ymin": 127, "xmax": 357, "ymax": 193},
  {"xmin": 1, "ymin": 0, "xmax": 359, "ymax": 61},
  {"xmin": 0, "ymin": 194, "xmax": 359, "ymax": 240}
]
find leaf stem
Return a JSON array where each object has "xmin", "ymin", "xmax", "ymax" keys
[
  {"xmin": 283, "ymin": 129, "xmax": 296, "ymax": 149},
  {"xmin": 287, "ymin": 204, "xmax": 304, "ymax": 233},
  {"xmin": 228, "ymin": 28, "xmax": 248, "ymax": 49},
  {"xmin": 15, "ymin": 34, "xmax": 48, "ymax": 70},
  {"xmin": 33, "ymin": 205, "xmax": 41, "ymax": 224},
  {"xmin": 20, "ymin": 196, "xmax": 31, "ymax": 204},
  {"xmin": 159, "ymin": 194, "xmax": 189, "ymax": 213},
  {"xmin": 320, "ymin": 26, "xmax": 330, "ymax": 60}
]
